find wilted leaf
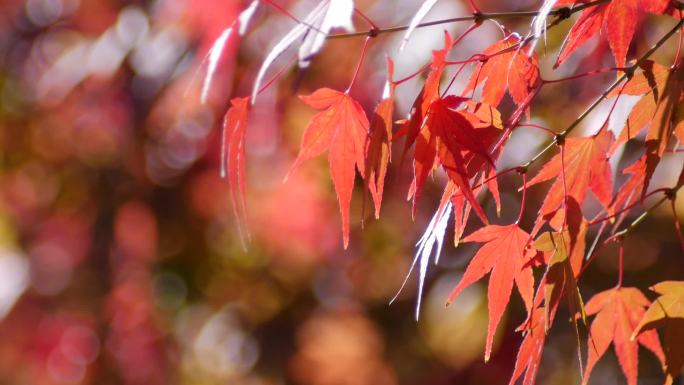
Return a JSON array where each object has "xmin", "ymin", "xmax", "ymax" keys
[{"xmin": 222, "ymin": 97, "xmax": 251, "ymax": 246}]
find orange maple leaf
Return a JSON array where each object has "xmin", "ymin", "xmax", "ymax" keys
[
  {"xmin": 555, "ymin": 0, "xmax": 673, "ymax": 67},
  {"xmin": 446, "ymin": 224, "xmax": 534, "ymax": 361},
  {"xmin": 632, "ymin": 281, "xmax": 684, "ymax": 385},
  {"xmin": 583, "ymin": 287, "xmax": 665, "ymax": 385},
  {"xmin": 608, "ymin": 61, "xmax": 684, "ymax": 155},
  {"xmin": 288, "ymin": 88, "xmax": 369, "ymax": 249},
  {"xmin": 464, "ymin": 34, "xmax": 540, "ymax": 111},
  {"xmin": 412, "ymin": 96, "xmax": 492, "ymax": 223},
  {"xmin": 526, "ymin": 129, "xmax": 614, "ymax": 223},
  {"xmin": 365, "ymin": 57, "xmax": 395, "ymax": 219}
]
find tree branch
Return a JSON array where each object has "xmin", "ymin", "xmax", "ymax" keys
[
  {"xmin": 326, "ymin": 0, "xmax": 609, "ymax": 40},
  {"xmin": 522, "ymin": 18, "xmax": 684, "ymax": 169}
]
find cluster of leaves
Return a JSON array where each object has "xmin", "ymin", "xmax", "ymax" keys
[{"xmin": 209, "ymin": 0, "xmax": 684, "ymax": 384}]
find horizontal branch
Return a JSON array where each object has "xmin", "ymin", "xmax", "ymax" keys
[{"xmin": 327, "ymin": 0, "xmax": 609, "ymax": 40}]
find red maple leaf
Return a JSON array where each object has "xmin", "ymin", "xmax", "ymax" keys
[
  {"xmin": 446, "ymin": 224, "xmax": 534, "ymax": 361},
  {"xmin": 583, "ymin": 287, "xmax": 665, "ymax": 385},
  {"xmin": 509, "ymin": 308, "xmax": 547, "ymax": 385},
  {"xmin": 464, "ymin": 34, "xmax": 540, "ymax": 111},
  {"xmin": 288, "ymin": 88, "xmax": 369, "ymax": 249},
  {"xmin": 555, "ymin": 0, "xmax": 673, "ymax": 68},
  {"xmin": 401, "ymin": 31, "xmax": 453, "ymax": 160},
  {"xmin": 411, "ymin": 96, "xmax": 492, "ymax": 223},
  {"xmin": 365, "ymin": 57, "xmax": 395, "ymax": 219},
  {"xmin": 609, "ymin": 152, "xmax": 659, "ymax": 229},
  {"xmin": 526, "ymin": 128, "xmax": 614, "ymax": 224}
]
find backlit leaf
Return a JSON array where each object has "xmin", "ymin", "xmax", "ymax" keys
[
  {"xmin": 447, "ymin": 224, "xmax": 534, "ymax": 361},
  {"xmin": 288, "ymin": 88, "xmax": 369, "ymax": 249},
  {"xmin": 583, "ymin": 287, "xmax": 665, "ymax": 385},
  {"xmin": 222, "ymin": 97, "xmax": 251, "ymax": 246},
  {"xmin": 633, "ymin": 281, "xmax": 684, "ymax": 385}
]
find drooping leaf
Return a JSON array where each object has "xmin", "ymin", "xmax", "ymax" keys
[
  {"xmin": 509, "ymin": 308, "xmax": 548, "ymax": 385},
  {"xmin": 641, "ymin": 64, "xmax": 684, "ymax": 155},
  {"xmin": 298, "ymin": 0, "xmax": 355, "ymax": 68},
  {"xmin": 632, "ymin": 281, "xmax": 684, "ymax": 385},
  {"xmin": 463, "ymin": 101, "xmax": 505, "ymax": 214},
  {"xmin": 554, "ymin": 2, "xmax": 606, "ymax": 67},
  {"xmin": 526, "ymin": 128, "xmax": 614, "ymax": 224},
  {"xmin": 608, "ymin": 62, "xmax": 684, "ymax": 155},
  {"xmin": 447, "ymin": 224, "xmax": 535, "ymax": 361},
  {"xmin": 391, "ymin": 201, "xmax": 452, "ymax": 321},
  {"xmin": 411, "ymin": 95, "xmax": 492, "ymax": 224},
  {"xmin": 547, "ymin": 196, "xmax": 587, "ymax": 276},
  {"xmin": 446, "ymin": 182, "xmax": 470, "ymax": 245},
  {"xmin": 527, "ymin": 0, "xmax": 562, "ymax": 55},
  {"xmin": 200, "ymin": 0, "xmax": 260, "ymax": 103},
  {"xmin": 401, "ymin": 32, "xmax": 453, "ymax": 160},
  {"xmin": 427, "ymin": 103, "xmax": 504, "ymax": 246},
  {"xmin": 582, "ymin": 287, "xmax": 665, "ymax": 385},
  {"xmin": 534, "ymin": 229, "xmax": 585, "ymax": 329},
  {"xmin": 222, "ymin": 97, "xmax": 252, "ymax": 246},
  {"xmin": 288, "ymin": 88, "xmax": 369, "ymax": 249},
  {"xmin": 365, "ymin": 57, "xmax": 395, "ymax": 218},
  {"xmin": 605, "ymin": 0, "xmax": 639, "ymax": 69},
  {"xmin": 609, "ymin": 152, "xmax": 659, "ymax": 229},
  {"xmin": 202, "ymin": 28, "xmax": 234, "ymax": 104},
  {"xmin": 464, "ymin": 34, "xmax": 541, "ymax": 111},
  {"xmin": 237, "ymin": 0, "xmax": 260, "ymax": 35}
]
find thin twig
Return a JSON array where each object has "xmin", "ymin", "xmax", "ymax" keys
[{"xmin": 326, "ymin": 0, "xmax": 609, "ymax": 40}]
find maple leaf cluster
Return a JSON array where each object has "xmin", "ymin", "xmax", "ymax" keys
[{"xmin": 208, "ymin": 0, "xmax": 684, "ymax": 384}]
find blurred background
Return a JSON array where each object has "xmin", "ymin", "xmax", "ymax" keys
[{"xmin": 0, "ymin": 0, "xmax": 683, "ymax": 384}]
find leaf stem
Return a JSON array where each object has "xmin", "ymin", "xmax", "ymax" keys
[
  {"xmin": 673, "ymin": 9, "xmax": 684, "ymax": 68},
  {"xmin": 587, "ymin": 188, "xmax": 671, "ymax": 226},
  {"xmin": 671, "ymin": 198, "xmax": 684, "ymax": 254},
  {"xmin": 560, "ymin": 142, "xmax": 569, "ymax": 230},
  {"xmin": 604, "ymin": 192, "xmax": 676, "ymax": 246},
  {"xmin": 257, "ymin": 56, "xmax": 297, "ymax": 96},
  {"xmin": 466, "ymin": 0, "xmax": 481, "ymax": 13},
  {"xmin": 262, "ymin": 0, "xmax": 309, "ymax": 26},
  {"xmin": 670, "ymin": 199, "xmax": 684, "ymax": 251},
  {"xmin": 354, "ymin": 8, "xmax": 379, "ymax": 30},
  {"xmin": 346, "ymin": 36, "xmax": 373, "ymax": 93},
  {"xmin": 394, "ymin": 63, "xmax": 431, "ymax": 86},
  {"xmin": 517, "ymin": 172, "xmax": 527, "ymax": 224},
  {"xmin": 517, "ymin": 123, "xmax": 557, "ymax": 135},
  {"xmin": 617, "ymin": 242, "xmax": 624, "ymax": 288},
  {"xmin": 541, "ymin": 67, "xmax": 620, "ymax": 84}
]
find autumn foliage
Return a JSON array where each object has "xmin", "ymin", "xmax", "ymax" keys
[
  {"xmin": 5, "ymin": 0, "xmax": 684, "ymax": 383},
  {"xmin": 210, "ymin": 0, "xmax": 684, "ymax": 383}
]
